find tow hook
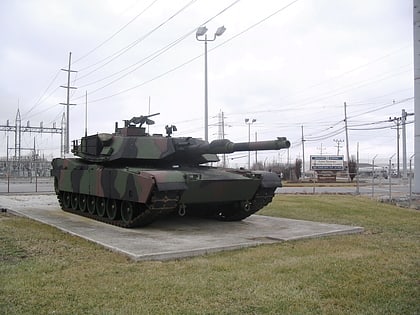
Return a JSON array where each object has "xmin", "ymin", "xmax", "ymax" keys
[
  {"xmin": 242, "ymin": 201, "xmax": 251, "ymax": 212},
  {"xmin": 178, "ymin": 204, "xmax": 187, "ymax": 216}
]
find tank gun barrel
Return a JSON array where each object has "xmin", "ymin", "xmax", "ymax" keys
[{"xmin": 183, "ymin": 137, "xmax": 291, "ymax": 155}]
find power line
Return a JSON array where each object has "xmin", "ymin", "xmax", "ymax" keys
[
  {"xmin": 349, "ymin": 120, "xmax": 414, "ymax": 131},
  {"xmin": 73, "ymin": 0, "xmax": 160, "ymax": 65},
  {"xmin": 305, "ymin": 127, "xmax": 346, "ymax": 142},
  {"xmin": 75, "ymin": 0, "xmax": 243, "ymax": 90},
  {"xmin": 22, "ymin": 69, "xmax": 61, "ymax": 119},
  {"xmin": 76, "ymin": 0, "xmax": 198, "ymax": 76},
  {"xmin": 349, "ymin": 97, "xmax": 414, "ymax": 119},
  {"xmin": 83, "ymin": 0, "xmax": 300, "ymax": 104},
  {"xmin": 77, "ymin": 32, "xmax": 192, "ymax": 90}
]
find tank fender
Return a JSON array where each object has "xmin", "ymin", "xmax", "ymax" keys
[
  {"xmin": 253, "ymin": 171, "xmax": 282, "ymax": 188},
  {"xmin": 146, "ymin": 170, "xmax": 188, "ymax": 192}
]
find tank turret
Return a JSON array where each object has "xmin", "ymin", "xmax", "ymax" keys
[{"xmin": 71, "ymin": 114, "xmax": 290, "ymax": 165}]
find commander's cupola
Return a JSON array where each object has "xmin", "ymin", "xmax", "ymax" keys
[{"xmin": 114, "ymin": 113, "xmax": 160, "ymax": 137}]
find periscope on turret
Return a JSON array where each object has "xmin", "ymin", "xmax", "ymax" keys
[{"xmin": 51, "ymin": 113, "xmax": 291, "ymax": 228}]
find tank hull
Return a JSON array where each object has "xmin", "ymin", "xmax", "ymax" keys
[{"xmin": 51, "ymin": 158, "xmax": 281, "ymax": 227}]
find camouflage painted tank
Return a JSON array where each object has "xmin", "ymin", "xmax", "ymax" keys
[{"xmin": 51, "ymin": 114, "xmax": 291, "ymax": 228}]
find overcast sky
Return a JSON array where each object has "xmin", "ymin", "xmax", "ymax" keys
[{"xmin": 0, "ymin": 0, "xmax": 413, "ymax": 168}]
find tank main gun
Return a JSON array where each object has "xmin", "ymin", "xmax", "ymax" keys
[
  {"xmin": 170, "ymin": 138, "xmax": 290, "ymax": 164},
  {"xmin": 181, "ymin": 138, "xmax": 291, "ymax": 155}
]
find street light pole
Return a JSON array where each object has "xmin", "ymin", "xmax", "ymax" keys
[
  {"xmin": 196, "ymin": 25, "xmax": 226, "ymax": 142},
  {"xmin": 204, "ymin": 38, "xmax": 208, "ymax": 142},
  {"xmin": 245, "ymin": 118, "xmax": 256, "ymax": 169}
]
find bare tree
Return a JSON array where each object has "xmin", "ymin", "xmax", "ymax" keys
[
  {"xmin": 348, "ymin": 155, "xmax": 357, "ymax": 182},
  {"xmin": 295, "ymin": 158, "xmax": 302, "ymax": 180}
]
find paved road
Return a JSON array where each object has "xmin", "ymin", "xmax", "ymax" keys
[{"xmin": 0, "ymin": 177, "xmax": 414, "ymax": 201}]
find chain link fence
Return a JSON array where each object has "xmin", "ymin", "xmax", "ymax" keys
[{"xmin": 0, "ymin": 176, "xmax": 54, "ymax": 193}]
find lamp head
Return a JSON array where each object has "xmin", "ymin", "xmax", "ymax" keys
[
  {"xmin": 196, "ymin": 26, "xmax": 208, "ymax": 37},
  {"xmin": 215, "ymin": 25, "xmax": 226, "ymax": 36}
]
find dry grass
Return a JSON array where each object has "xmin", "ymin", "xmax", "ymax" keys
[{"xmin": 1, "ymin": 195, "xmax": 419, "ymax": 314}]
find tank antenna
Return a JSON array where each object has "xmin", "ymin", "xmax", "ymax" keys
[
  {"xmin": 85, "ymin": 91, "xmax": 88, "ymax": 137},
  {"xmin": 148, "ymin": 96, "xmax": 151, "ymax": 134}
]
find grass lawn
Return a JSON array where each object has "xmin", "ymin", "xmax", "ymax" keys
[{"xmin": 1, "ymin": 195, "xmax": 419, "ymax": 314}]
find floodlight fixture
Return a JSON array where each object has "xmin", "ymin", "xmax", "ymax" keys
[
  {"xmin": 215, "ymin": 26, "xmax": 226, "ymax": 36},
  {"xmin": 196, "ymin": 26, "xmax": 208, "ymax": 37}
]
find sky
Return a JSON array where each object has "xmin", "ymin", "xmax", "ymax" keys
[{"xmin": 0, "ymin": 0, "xmax": 414, "ymax": 169}]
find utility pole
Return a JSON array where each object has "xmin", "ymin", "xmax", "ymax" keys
[
  {"xmin": 218, "ymin": 111, "xmax": 227, "ymax": 167},
  {"xmin": 333, "ymin": 139, "xmax": 344, "ymax": 155},
  {"xmin": 343, "ymin": 102, "xmax": 351, "ymax": 181},
  {"xmin": 60, "ymin": 52, "xmax": 77, "ymax": 154},
  {"xmin": 301, "ymin": 125, "xmax": 305, "ymax": 177},
  {"xmin": 401, "ymin": 109, "xmax": 414, "ymax": 179},
  {"xmin": 61, "ymin": 113, "xmax": 65, "ymax": 158},
  {"xmin": 402, "ymin": 109, "xmax": 407, "ymax": 179},
  {"xmin": 389, "ymin": 113, "xmax": 401, "ymax": 177},
  {"xmin": 414, "ymin": 0, "xmax": 420, "ymax": 192},
  {"xmin": 255, "ymin": 131, "xmax": 258, "ymax": 166},
  {"xmin": 15, "ymin": 108, "xmax": 21, "ymax": 162}
]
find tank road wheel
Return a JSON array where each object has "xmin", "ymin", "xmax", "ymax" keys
[
  {"xmin": 79, "ymin": 194, "xmax": 87, "ymax": 212},
  {"xmin": 87, "ymin": 196, "xmax": 96, "ymax": 214},
  {"xmin": 121, "ymin": 201, "xmax": 139, "ymax": 224},
  {"xmin": 71, "ymin": 193, "xmax": 79, "ymax": 211},
  {"xmin": 62, "ymin": 191, "xmax": 72, "ymax": 209},
  {"xmin": 106, "ymin": 199, "xmax": 120, "ymax": 220},
  {"xmin": 96, "ymin": 197, "xmax": 106, "ymax": 217}
]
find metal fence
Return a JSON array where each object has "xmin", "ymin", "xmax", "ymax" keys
[{"xmin": 0, "ymin": 176, "xmax": 54, "ymax": 193}]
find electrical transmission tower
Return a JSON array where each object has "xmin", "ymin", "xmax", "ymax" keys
[{"xmin": 0, "ymin": 109, "xmax": 64, "ymax": 176}]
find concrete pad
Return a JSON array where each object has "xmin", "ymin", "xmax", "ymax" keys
[{"xmin": 1, "ymin": 194, "xmax": 364, "ymax": 261}]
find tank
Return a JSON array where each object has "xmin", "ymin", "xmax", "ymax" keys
[{"xmin": 51, "ymin": 113, "xmax": 291, "ymax": 228}]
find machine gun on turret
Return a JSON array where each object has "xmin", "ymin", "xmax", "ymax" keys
[{"xmin": 124, "ymin": 113, "xmax": 160, "ymax": 128}]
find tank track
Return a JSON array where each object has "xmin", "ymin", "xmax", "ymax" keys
[
  {"xmin": 215, "ymin": 187, "xmax": 276, "ymax": 221},
  {"xmin": 56, "ymin": 187, "xmax": 275, "ymax": 227},
  {"xmin": 56, "ymin": 190, "xmax": 179, "ymax": 228}
]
